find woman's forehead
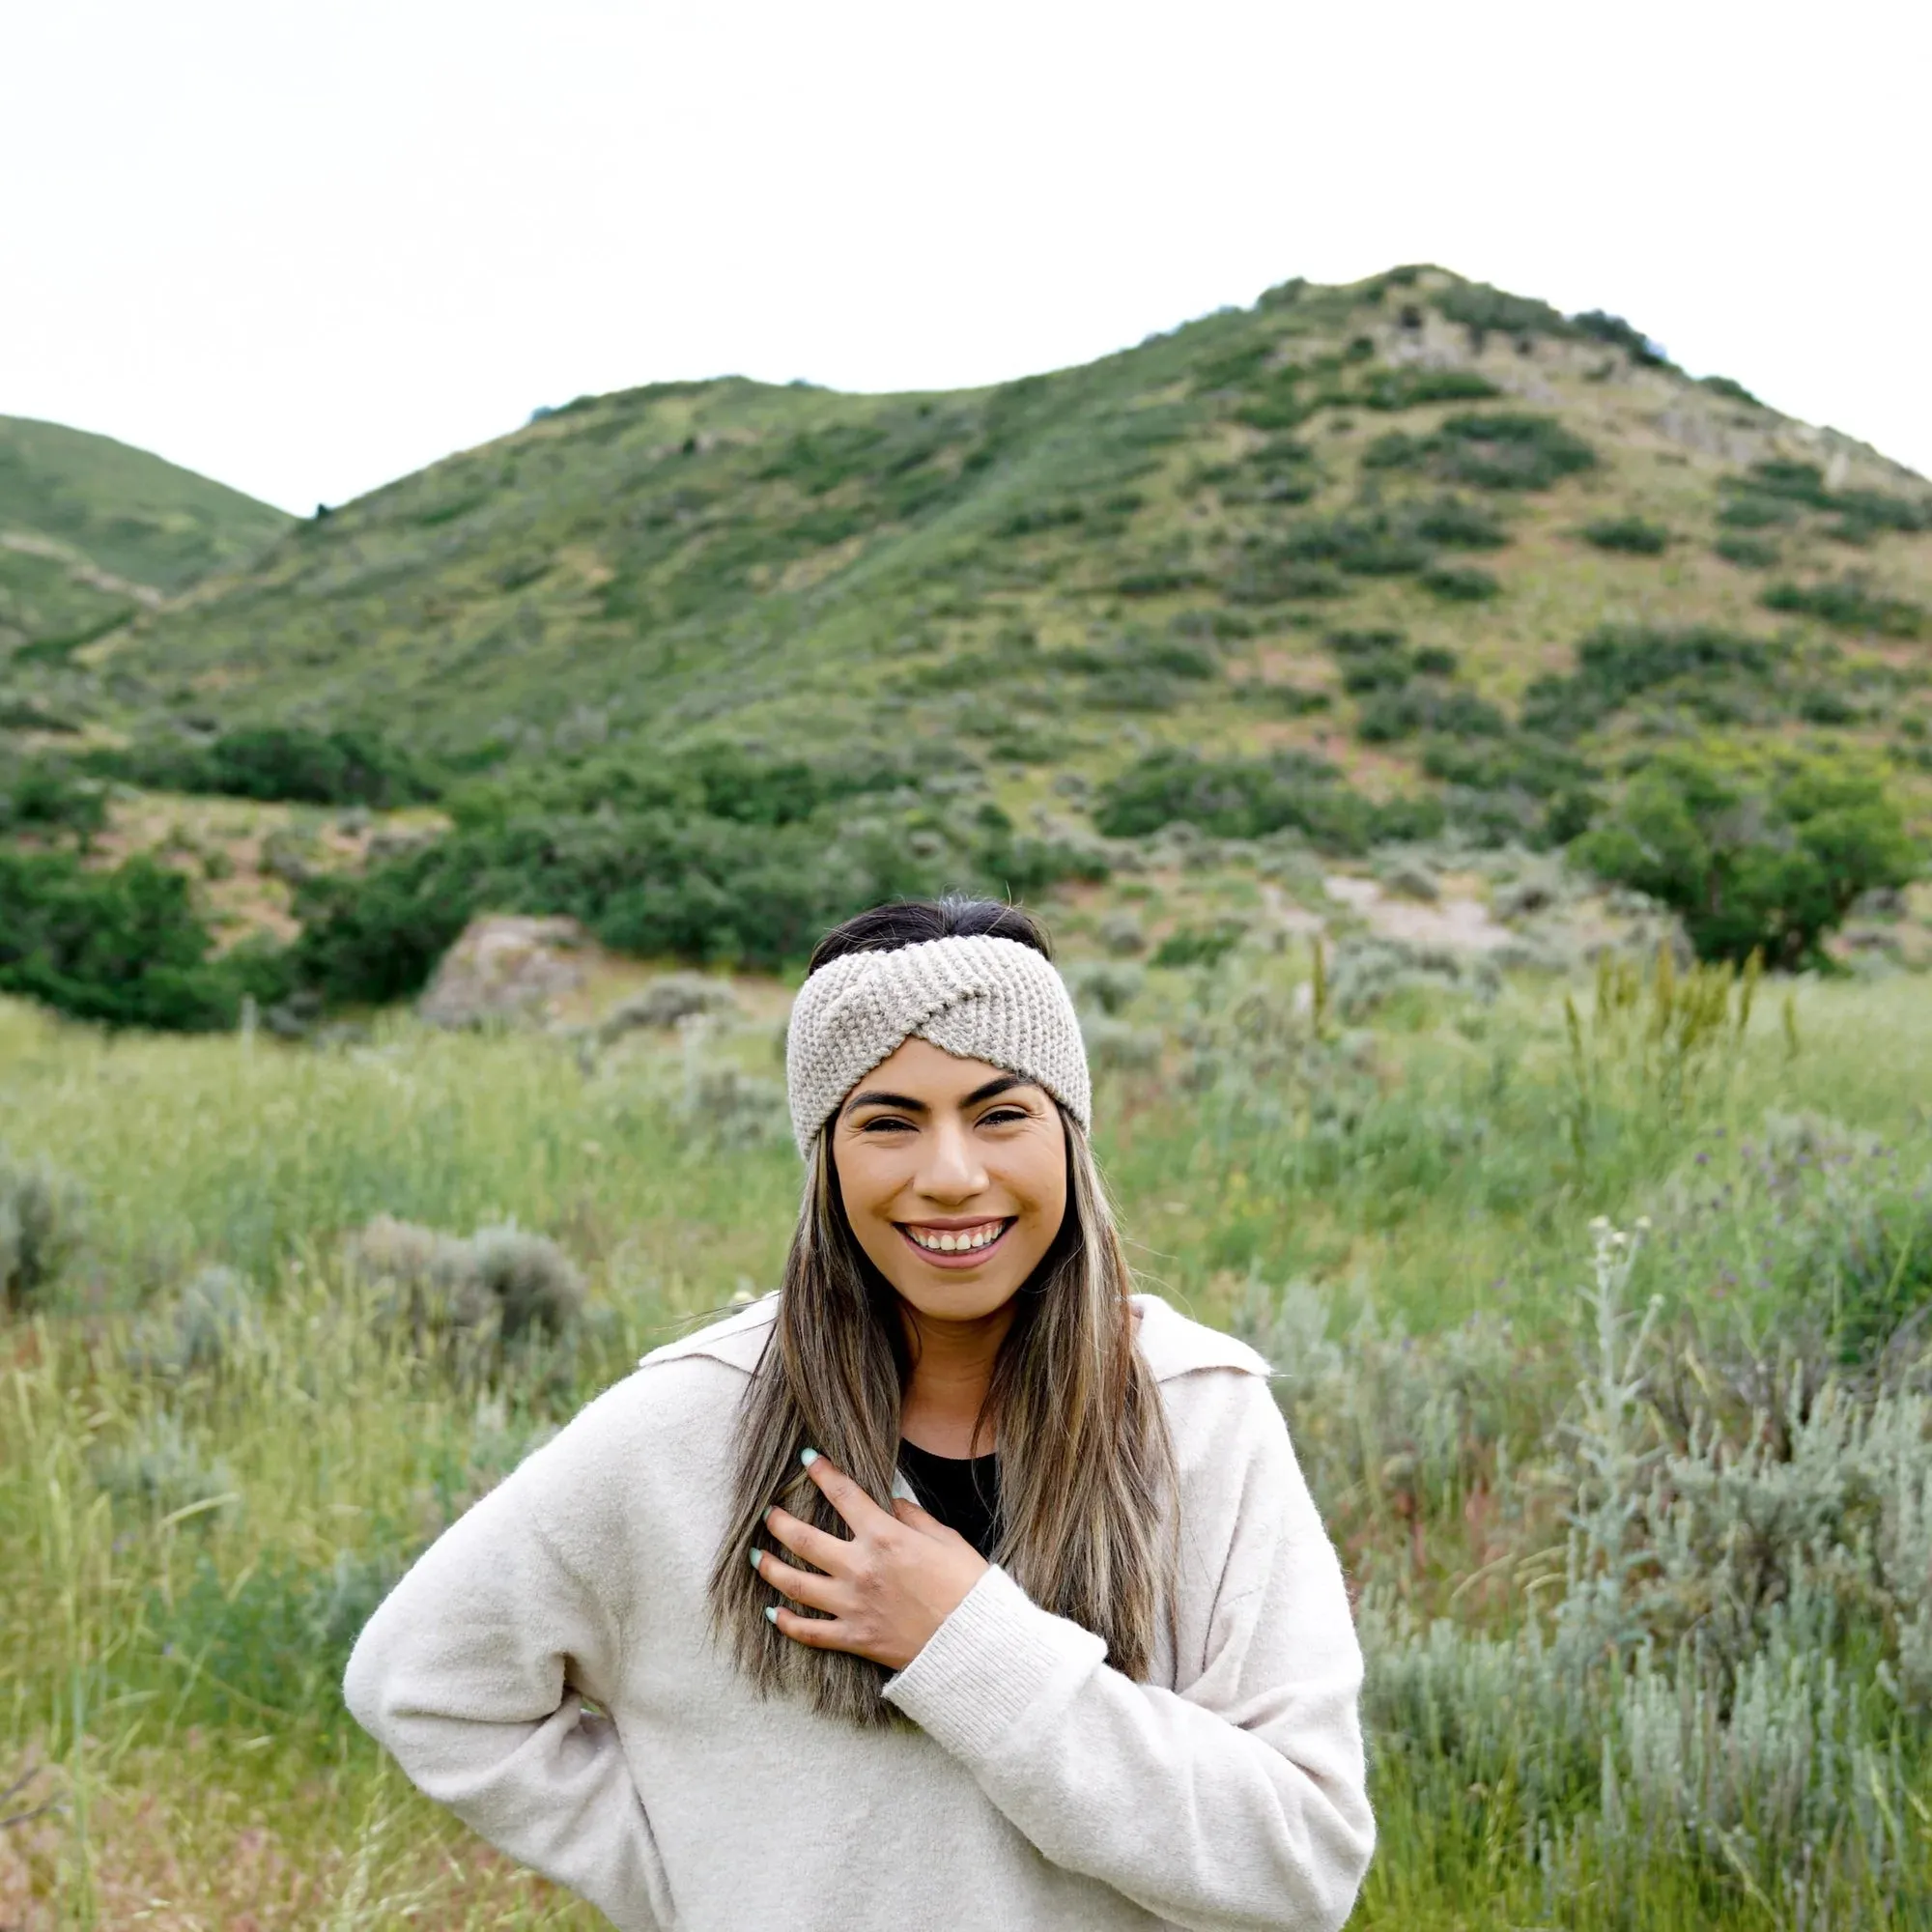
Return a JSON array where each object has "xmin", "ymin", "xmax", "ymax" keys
[{"xmin": 853, "ymin": 1037, "xmax": 1029, "ymax": 1099}]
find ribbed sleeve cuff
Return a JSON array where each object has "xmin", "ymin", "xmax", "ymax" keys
[{"xmin": 883, "ymin": 1565, "xmax": 1105, "ymax": 1762}]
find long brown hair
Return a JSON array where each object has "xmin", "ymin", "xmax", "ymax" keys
[{"xmin": 706, "ymin": 897, "xmax": 1177, "ymax": 1727}]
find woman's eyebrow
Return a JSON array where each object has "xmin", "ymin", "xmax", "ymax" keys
[{"xmin": 841, "ymin": 1074, "xmax": 1034, "ymax": 1119}]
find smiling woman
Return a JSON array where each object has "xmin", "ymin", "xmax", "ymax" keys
[{"xmin": 342, "ymin": 897, "xmax": 1375, "ymax": 1932}]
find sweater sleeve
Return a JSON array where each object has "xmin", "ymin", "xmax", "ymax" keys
[
  {"xmin": 882, "ymin": 1373, "xmax": 1374, "ymax": 1932},
  {"xmin": 341, "ymin": 1398, "xmax": 673, "ymax": 1932}
]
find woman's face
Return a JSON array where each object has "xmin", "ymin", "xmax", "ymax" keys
[{"xmin": 830, "ymin": 1037, "xmax": 1068, "ymax": 1325}]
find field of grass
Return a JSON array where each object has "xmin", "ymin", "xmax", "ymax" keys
[{"xmin": 5, "ymin": 944, "xmax": 1931, "ymax": 1926}]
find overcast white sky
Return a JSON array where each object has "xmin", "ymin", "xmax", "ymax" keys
[{"xmin": 5, "ymin": 0, "xmax": 1927, "ymax": 515}]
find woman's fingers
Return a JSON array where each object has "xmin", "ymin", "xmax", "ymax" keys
[
  {"xmin": 763, "ymin": 1505, "xmax": 850, "ymax": 1574},
  {"xmin": 799, "ymin": 1450, "xmax": 894, "ymax": 1534},
  {"xmin": 768, "ymin": 1604, "xmax": 848, "ymax": 1650},
  {"xmin": 751, "ymin": 1548, "xmax": 840, "ymax": 1613},
  {"xmin": 890, "ymin": 1495, "xmax": 962, "ymax": 1543}
]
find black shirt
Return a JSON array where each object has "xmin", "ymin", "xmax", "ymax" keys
[{"xmin": 897, "ymin": 1440, "xmax": 1002, "ymax": 1558}]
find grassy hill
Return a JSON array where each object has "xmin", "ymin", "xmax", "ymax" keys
[
  {"xmin": 0, "ymin": 415, "xmax": 291, "ymax": 732},
  {"xmin": 68, "ymin": 265, "xmax": 1932, "ymax": 803},
  {"xmin": 5, "ymin": 267, "xmax": 1930, "ymax": 1019}
]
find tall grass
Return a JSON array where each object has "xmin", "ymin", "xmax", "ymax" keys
[{"xmin": 3, "ymin": 962, "xmax": 1930, "ymax": 1924}]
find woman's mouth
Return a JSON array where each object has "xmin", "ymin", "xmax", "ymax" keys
[{"xmin": 896, "ymin": 1218, "xmax": 1015, "ymax": 1266}]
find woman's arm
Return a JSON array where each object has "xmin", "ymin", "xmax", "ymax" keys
[
  {"xmin": 879, "ymin": 1375, "xmax": 1374, "ymax": 1932},
  {"xmin": 342, "ymin": 1387, "xmax": 673, "ymax": 1932}
]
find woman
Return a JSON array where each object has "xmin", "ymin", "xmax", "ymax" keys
[{"xmin": 344, "ymin": 896, "xmax": 1374, "ymax": 1931}]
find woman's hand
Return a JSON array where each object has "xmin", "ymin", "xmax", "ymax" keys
[{"xmin": 755, "ymin": 1451, "xmax": 990, "ymax": 1671}]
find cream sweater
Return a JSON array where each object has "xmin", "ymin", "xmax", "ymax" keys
[{"xmin": 342, "ymin": 1293, "xmax": 1375, "ymax": 1931}]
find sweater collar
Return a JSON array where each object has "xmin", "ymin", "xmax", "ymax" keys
[{"xmin": 639, "ymin": 1290, "xmax": 1270, "ymax": 1383}]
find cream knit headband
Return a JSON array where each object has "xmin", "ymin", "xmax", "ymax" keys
[{"xmin": 784, "ymin": 934, "xmax": 1092, "ymax": 1156}]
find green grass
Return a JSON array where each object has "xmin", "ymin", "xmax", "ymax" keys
[
  {"xmin": 5, "ymin": 959, "xmax": 1932, "ymax": 1924},
  {"xmin": 0, "ymin": 415, "xmax": 290, "ymax": 597}
]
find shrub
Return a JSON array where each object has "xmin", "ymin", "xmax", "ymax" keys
[
  {"xmin": 1358, "ymin": 686, "xmax": 1507, "ymax": 743},
  {"xmin": 1571, "ymin": 310, "xmax": 1669, "ymax": 365},
  {"xmin": 1698, "ymin": 374, "xmax": 1760, "ymax": 405},
  {"xmin": 1574, "ymin": 752, "xmax": 1920, "ymax": 966},
  {"xmin": 1419, "ymin": 564, "xmax": 1500, "ymax": 602},
  {"xmin": 1762, "ymin": 580, "xmax": 1927, "ymax": 639},
  {"xmin": 345, "ymin": 1213, "xmax": 585, "ymax": 1368},
  {"xmin": 1094, "ymin": 749, "xmax": 1384, "ymax": 852},
  {"xmin": 0, "ymin": 849, "xmax": 285, "ymax": 1031},
  {"xmin": 1433, "ymin": 282, "xmax": 1572, "ymax": 344},
  {"xmin": 91, "ymin": 1411, "xmax": 235, "ymax": 1522},
  {"xmin": 84, "ymin": 725, "xmax": 440, "ymax": 808},
  {"xmin": 595, "ymin": 973, "xmax": 737, "ymax": 1043},
  {"xmin": 1408, "ymin": 496, "xmax": 1508, "ymax": 550},
  {"xmin": 0, "ymin": 757, "xmax": 108, "ymax": 840},
  {"xmin": 1270, "ymin": 513, "xmax": 1434, "ymax": 578},
  {"xmin": 1520, "ymin": 625, "xmax": 1784, "ymax": 738},
  {"xmin": 291, "ymin": 750, "xmax": 1092, "ymax": 1003},
  {"xmin": 1153, "ymin": 921, "xmax": 1247, "ymax": 968},
  {"xmin": 1365, "ymin": 412, "xmax": 1598, "ymax": 491},
  {"xmin": 124, "ymin": 1265, "xmax": 263, "ymax": 1380},
  {"xmin": 1354, "ymin": 367, "xmax": 1501, "ymax": 411},
  {"xmin": 0, "ymin": 1148, "xmax": 85, "ymax": 1314},
  {"xmin": 1719, "ymin": 463, "xmax": 1931, "ymax": 547},
  {"xmin": 1421, "ymin": 734, "xmax": 1596, "ymax": 800},
  {"xmin": 1717, "ymin": 494, "xmax": 1797, "ymax": 529},
  {"xmin": 1714, "ymin": 534, "xmax": 1780, "ymax": 569},
  {"xmin": 1581, "ymin": 516, "xmax": 1670, "ymax": 554}
]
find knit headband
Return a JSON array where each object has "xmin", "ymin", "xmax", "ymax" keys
[{"xmin": 784, "ymin": 933, "xmax": 1093, "ymax": 1156}]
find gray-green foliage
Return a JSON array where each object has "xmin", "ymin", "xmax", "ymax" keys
[
  {"xmin": 345, "ymin": 1212, "xmax": 586, "ymax": 1370},
  {"xmin": 125, "ymin": 1264, "xmax": 264, "ymax": 1379},
  {"xmin": 1241, "ymin": 1206, "xmax": 1932, "ymax": 1917},
  {"xmin": 0, "ymin": 1146, "xmax": 84, "ymax": 1312},
  {"xmin": 91, "ymin": 1409, "xmax": 236, "ymax": 1522}
]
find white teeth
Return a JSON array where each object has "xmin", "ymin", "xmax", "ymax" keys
[{"xmin": 909, "ymin": 1222, "xmax": 1005, "ymax": 1253}]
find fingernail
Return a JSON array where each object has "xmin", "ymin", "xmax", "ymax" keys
[
  {"xmin": 801, "ymin": 1447, "xmax": 820, "ymax": 1467},
  {"xmin": 762, "ymin": 1504, "xmax": 775, "ymax": 1524},
  {"xmin": 764, "ymin": 1605, "xmax": 780, "ymax": 1624},
  {"xmin": 748, "ymin": 1547, "xmax": 762, "ymax": 1573}
]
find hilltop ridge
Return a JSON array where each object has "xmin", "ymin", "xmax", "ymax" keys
[{"xmin": 26, "ymin": 265, "xmax": 1922, "ymax": 804}]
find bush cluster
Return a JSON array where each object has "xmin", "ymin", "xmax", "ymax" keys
[
  {"xmin": 1094, "ymin": 748, "xmax": 1440, "ymax": 851},
  {"xmin": 1719, "ymin": 460, "xmax": 1932, "ymax": 546},
  {"xmin": 1520, "ymin": 625, "xmax": 1785, "ymax": 739},
  {"xmin": 294, "ymin": 750, "xmax": 1106, "ymax": 1004},
  {"xmin": 1575, "ymin": 751, "xmax": 1919, "ymax": 966},
  {"xmin": 1324, "ymin": 630, "xmax": 1507, "ymax": 744},
  {"xmin": 1580, "ymin": 515, "xmax": 1670, "ymax": 555},
  {"xmin": 1571, "ymin": 310, "xmax": 1670, "ymax": 365},
  {"xmin": 1225, "ymin": 492, "xmax": 1512, "ymax": 606},
  {"xmin": 0, "ymin": 755, "xmax": 108, "ymax": 840},
  {"xmin": 1762, "ymin": 579, "xmax": 1927, "ymax": 639},
  {"xmin": 1354, "ymin": 367, "xmax": 1501, "ymax": 411},
  {"xmin": 1364, "ymin": 412, "xmax": 1599, "ymax": 491},
  {"xmin": 0, "ymin": 848, "xmax": 290, "ymax": 1030},
  {"xmin": 1432, "ymin": 282, "xmax": 1572, "ymax": 345},
  {"xmin": 81, "ymin": 725, "xmax": 442, "ymax": 809}
]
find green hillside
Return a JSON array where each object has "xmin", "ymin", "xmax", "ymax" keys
[
  {"xmin": 0, "ymin": 415, "xmax": 291, "ymax": 728},
  {"xmin": 5, "ymin": 267, "xmax": 1929, "ymax": 1024},
  {"xmin": 76, "ymin": 265, "xmax": 1932, "ymax": 807}
]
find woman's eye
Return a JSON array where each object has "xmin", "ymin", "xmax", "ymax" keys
[
  {"xmin": 979, "ymin": 1108, "xmax": 1029, "ymax": 1128},
  {"xmin": 860, "ymin": 1116, "xmax": 915, "ymax": 1134}
]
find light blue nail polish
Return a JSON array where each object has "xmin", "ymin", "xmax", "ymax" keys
[
  {"xmin": 765, "ymin": 1604, "xmax": 780, "ymax": 1624},
  {"xmin": 748, "ymin": 1547, "xmax": 762, "ymax": 1572},
  {"xmin": 801, "ymin": 1447, "xmax": 820, "ymax": 1467}
]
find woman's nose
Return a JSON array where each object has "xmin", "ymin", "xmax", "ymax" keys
[{"xmin": 917, "ymin": 1119, "xmax": 986, "ymax": 1200}]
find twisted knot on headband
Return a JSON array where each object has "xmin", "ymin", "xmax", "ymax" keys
[{"xmin": 783, "ymin": 934, "xmax": 1092, "ymax": 1156}]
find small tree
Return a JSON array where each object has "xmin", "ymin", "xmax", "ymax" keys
[{"xmin": 1574, "ymin": 753, "xmax": 1919, "ymax": 968}]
